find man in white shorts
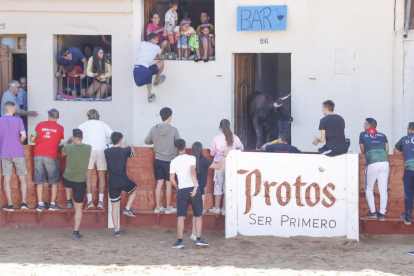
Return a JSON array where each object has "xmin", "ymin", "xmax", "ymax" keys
[{"xmin": 78, "ymin": 109, "xmax": 113, "ymax": 210}]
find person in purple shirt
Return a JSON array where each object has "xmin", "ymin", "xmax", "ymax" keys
[{"xmin": 0, "ymin": 101, "xmax": 28, "ymax": 212}]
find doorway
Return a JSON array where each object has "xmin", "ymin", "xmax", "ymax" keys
[{"xmin": 234, "ymin": 53, "xmax": 291, "ymax": 150}]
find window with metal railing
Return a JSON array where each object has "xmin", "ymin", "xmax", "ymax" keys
[
  {"xmin": 144, "ymin": 0, "xmax": 215, "ymax": 61},
  {"xmin": 55, "ymin": 35, "xmax": 112, "ymax": 101}
]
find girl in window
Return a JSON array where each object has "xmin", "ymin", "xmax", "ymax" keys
[
  {"xmin": 199, "ymin": 24, "xmax": 215, "ymax": 62},
  {"xmin": 173, "ymin": 18, "xmax": 198, "ymax": 59},
  {"xmin": 147, "ymin": 11, "xmax": 170, "ymax": 53},
  {"xmin": 86, "ymin": 46, "xmax": 112, "ymax": 98}
]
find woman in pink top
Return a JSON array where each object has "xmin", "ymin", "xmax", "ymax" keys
[
  {"xmin": 208, "ymin": 119, "xmax": 244, "ymax": 215},
  {"xmin": 147, "ymin": 11, "xmax": 170, "ymax": 53}
]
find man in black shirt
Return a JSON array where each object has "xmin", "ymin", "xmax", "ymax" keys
[
  {"xmin": 104, "ymin": 132, "xmax": 137, "ymax": 238},
  {"xmin": 312, "ymin": 100, "xmax": 347, "ymax": 157},
  {"xmin": 261, "ymin": 131, "xmax": 301, "ymax": 153}
]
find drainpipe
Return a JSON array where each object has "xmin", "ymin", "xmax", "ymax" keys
[{"xmin": 404, "ymin": 0, "xmax": 411, "ymax": 39}]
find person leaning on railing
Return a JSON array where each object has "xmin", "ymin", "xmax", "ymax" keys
[{"xmin": 86, "ymin": 46, "xmax": 112, "ymax": 99}]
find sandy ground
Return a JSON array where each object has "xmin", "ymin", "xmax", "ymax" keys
[{"xmin": 0, "ymin": 227, "xmax": 412, "ymax": 276}]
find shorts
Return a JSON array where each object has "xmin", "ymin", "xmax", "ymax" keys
[
  {"xmin": 133, "ymin": 65, "xmax": 159, "ymax": 87},
  {"xmin": 34, "ymin": 155, "xmax": 60, "ymax": 185},
  {"xmin": 109, "ymin": 179, "xmax": 137, "ymax": 203},
  {"xmin": 62, "ymin": 177, "xmax": 86, "ymax": 204},
  {"xmin": 2, "ymin": 158, "xmax": 27, "ymax": 176},
  {"xmin": 88, "ymin": 150, "xmax": 107, "ymax": 170},
  {"xmin": 153, "ymin": 159, "xmax": 171, "ymax": 181},
  {"xmin": 177, "ymin": 187, "xmax": 203, "ymax": 217},
  {"xmin": 213, "ymin": 163, "xmax": 226, "ymax": 195},
  {"xmin": 168, "ymin": 33, "xmax": 175, "ymax": 44},
  {"xmin": 177, "ymin": 36, "xmax": 190, "ymax": 49},
  {"xmin": 199, "ymin": 183, "xmax": 206, "ymax": 195}
]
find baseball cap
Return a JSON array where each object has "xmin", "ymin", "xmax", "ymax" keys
[{"xmin": 47, "ymin": 108, "xmax": 59, "ymax": 118}]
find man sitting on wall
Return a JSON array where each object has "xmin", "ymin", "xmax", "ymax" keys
[
  {"xmin": 261, "ymin": 131, "xmax": 301, "ymax": 153},
  {"xmin": 55, "ymin": 47, "xmax": 87, "ymax": 81},
  {"xmin": 312, "ymin": 100, "xmax": 349, "ymax": 157},
  {"xmin": 133, "ymin": 32, "xmax": 166, "ymax": 103}
]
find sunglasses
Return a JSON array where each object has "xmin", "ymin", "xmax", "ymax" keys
[{"xmin": 62, "ymin": 51, "xmax": 71, "ymax": 57}]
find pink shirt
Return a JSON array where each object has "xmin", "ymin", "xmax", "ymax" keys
[
  {"xmin": 210, "ymin": 134, "xmax": 244, "ymax": 163},
  {"xmin": 147, "ymin": 23, "xmax": 164, "ymax": 45}
]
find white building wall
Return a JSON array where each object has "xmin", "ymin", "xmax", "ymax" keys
[
  {"xmin": 0, "ymin": 0, "xmax": 135, "ymax": 142},
  {"xmin": 0, "ymin": 0, "xmax": 406, "ymax": 152}
]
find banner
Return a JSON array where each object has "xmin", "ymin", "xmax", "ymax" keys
[
  {"xmin": 225, "ymin": 152, "xmax": 359, "ymax": 241},
  {"xmin": 237, "ymin": 5, "xmax": 287, "ymax": 31}
]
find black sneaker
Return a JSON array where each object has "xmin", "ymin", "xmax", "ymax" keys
[
  {"xmin": 364, "ymin": 211, "xmax": 377, "ymax": 218},
  {"xmin": 172, "ymin": 240, "xmax": 184, "ymax": 249},
  {"xmin": 377, "ymin": 213, "xmax": 385, "ymax": 221},
  {"xmin": 407, "ymin": 251, "xmax": 414, "ymax": 256},
  {"xmin": 67, "ymin": 200, "xmax": 74, "ymax": 209},
  {"xmin": 114, "ymin": 230, "xmax": 121, "ymax": 238},
  {"xmin": 72, "ymin": 233, "xmax": 83, "ymax": 240},
  {"xmin": 122, "ymin": 208, "xmax": 136, "ymax": 217},
  {"xmin": 195, "ymin": 238, "xmax": 209, "ymax": 246},
  {"xmin": 49, "ymin": 204, "xmax": 61, "ymax": 211},
  {"xmin": 36, "ymin": 204, "xmax": 44, "ymax": 212},
  {"xmin": 401, "ymin": 213, "xmax": 412, "ymax": 225},
  {"xmin": 20, "ymin": 202, "xmax": 29, "ymax": 210},
  {"xmin": 2, "ymin": 204, "xmax": 14, "ymax": 212}
]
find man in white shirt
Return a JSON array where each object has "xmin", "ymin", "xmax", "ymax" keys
[
  {"xmin": 169, "ymin": 139, "xmax": 209, "ymax": 249},
  {"xmin": 133, "ymin": 32, "xmax": 166, "ymax": 103},
  {"xmin": 78, "ymin": 109, "xmax": 113, "ymax": 210}
]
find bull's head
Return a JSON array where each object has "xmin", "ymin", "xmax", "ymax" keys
[{"xmin": 273, "ymin": 93, "xmax": 293, "ymax": 123}]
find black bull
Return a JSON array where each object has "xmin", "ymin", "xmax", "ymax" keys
[{"xmin": 249, "ymin": 92, "xmax": 293, "ymax": 150}]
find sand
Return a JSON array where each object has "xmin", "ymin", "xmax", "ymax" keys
[{"xmin": 0, "ymin": 227, "xmax": 412, "ymax": 275}]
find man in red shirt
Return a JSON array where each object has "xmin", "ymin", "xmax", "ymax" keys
[{"xmin": 30, "ymin": 109, "xmax": 65, "ymax": 211}]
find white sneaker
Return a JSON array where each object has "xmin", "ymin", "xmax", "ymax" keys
[
  {"xmin": 189, "ymin": 234, "xmax": 196, "ymax": 241},
  {"xmin": 165, "ymin": 206, "xmax": 177, "ymax": 214},
  {"xmin": 208, "ymin": 207, "xmax": 221, "ymax": 214},
  {"xmin": 154, "ymin": 205, "xmax": 166, "ymax": 214}
]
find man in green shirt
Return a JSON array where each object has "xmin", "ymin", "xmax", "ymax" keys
[{"xmin": 62, "ymin": 129, "xmax": 92, "ymax": 240}]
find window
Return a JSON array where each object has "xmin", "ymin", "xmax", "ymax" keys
[
  {"xmin": 55, "ymin": 35, "xmax": 112, "ymax": 101},
  {"xmin": 144, "ymin": 0, "xmax": 215, "ymax": 61}
]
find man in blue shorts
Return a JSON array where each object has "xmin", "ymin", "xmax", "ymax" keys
[
  {"xmin": 394, "ymin": 122, "xmax": 414, "ymax": 225},
  {"xmin": 134, "ymin": 32, "xmax": 166, "ymax": 103},
  {"xmin": 105, "ymin": 132, "xmax": 137, "ymax": 238},
  {"xmin": 170, "ymin": 139, "xmax": 209, "ymax": 248},
  {"xmin": 359, "ymin": 118, "xmax": 389, "ymax": 221}
]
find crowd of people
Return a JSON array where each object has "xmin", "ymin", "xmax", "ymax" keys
[
  {"xmin": 134, "ymin": 0, "xmax": 215, "ymax": 103},
  {"xmin": 55, "ymin": 36, "xmax": 112, "ymax": 100},
  {"xmin": 1, "ymin": 89, "xmax": 414, "ymax": 247}
]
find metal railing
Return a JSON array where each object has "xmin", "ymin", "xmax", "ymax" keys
[
  {"xmin": 170, "ymin": 35, "xmax": 214, "ymax": 61},
  {"xmin": 56, "ymin": 75, "xmax": 112, "ymax": 101}
]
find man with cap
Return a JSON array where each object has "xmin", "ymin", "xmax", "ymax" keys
[{"xmin": 30, "ymin": 109, "xmax": 65, "ymax": 212}]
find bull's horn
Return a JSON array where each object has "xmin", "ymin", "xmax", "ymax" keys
[
  {"xmin": 274, "ymin": 103, "xmax": 283, "ymax": 108},
  {"xmin": 278, "ymin": 93, "xmax": 291, "ymax": 101}
]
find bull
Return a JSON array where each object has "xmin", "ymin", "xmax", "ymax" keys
[{"xmin": 249, "ymin": 91, "xmax": 293, "ymax": 150}]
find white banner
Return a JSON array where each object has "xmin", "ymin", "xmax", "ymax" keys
[{"xmin": 225, "ymin": 151, "xmax": 359, "ymax": 241}]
